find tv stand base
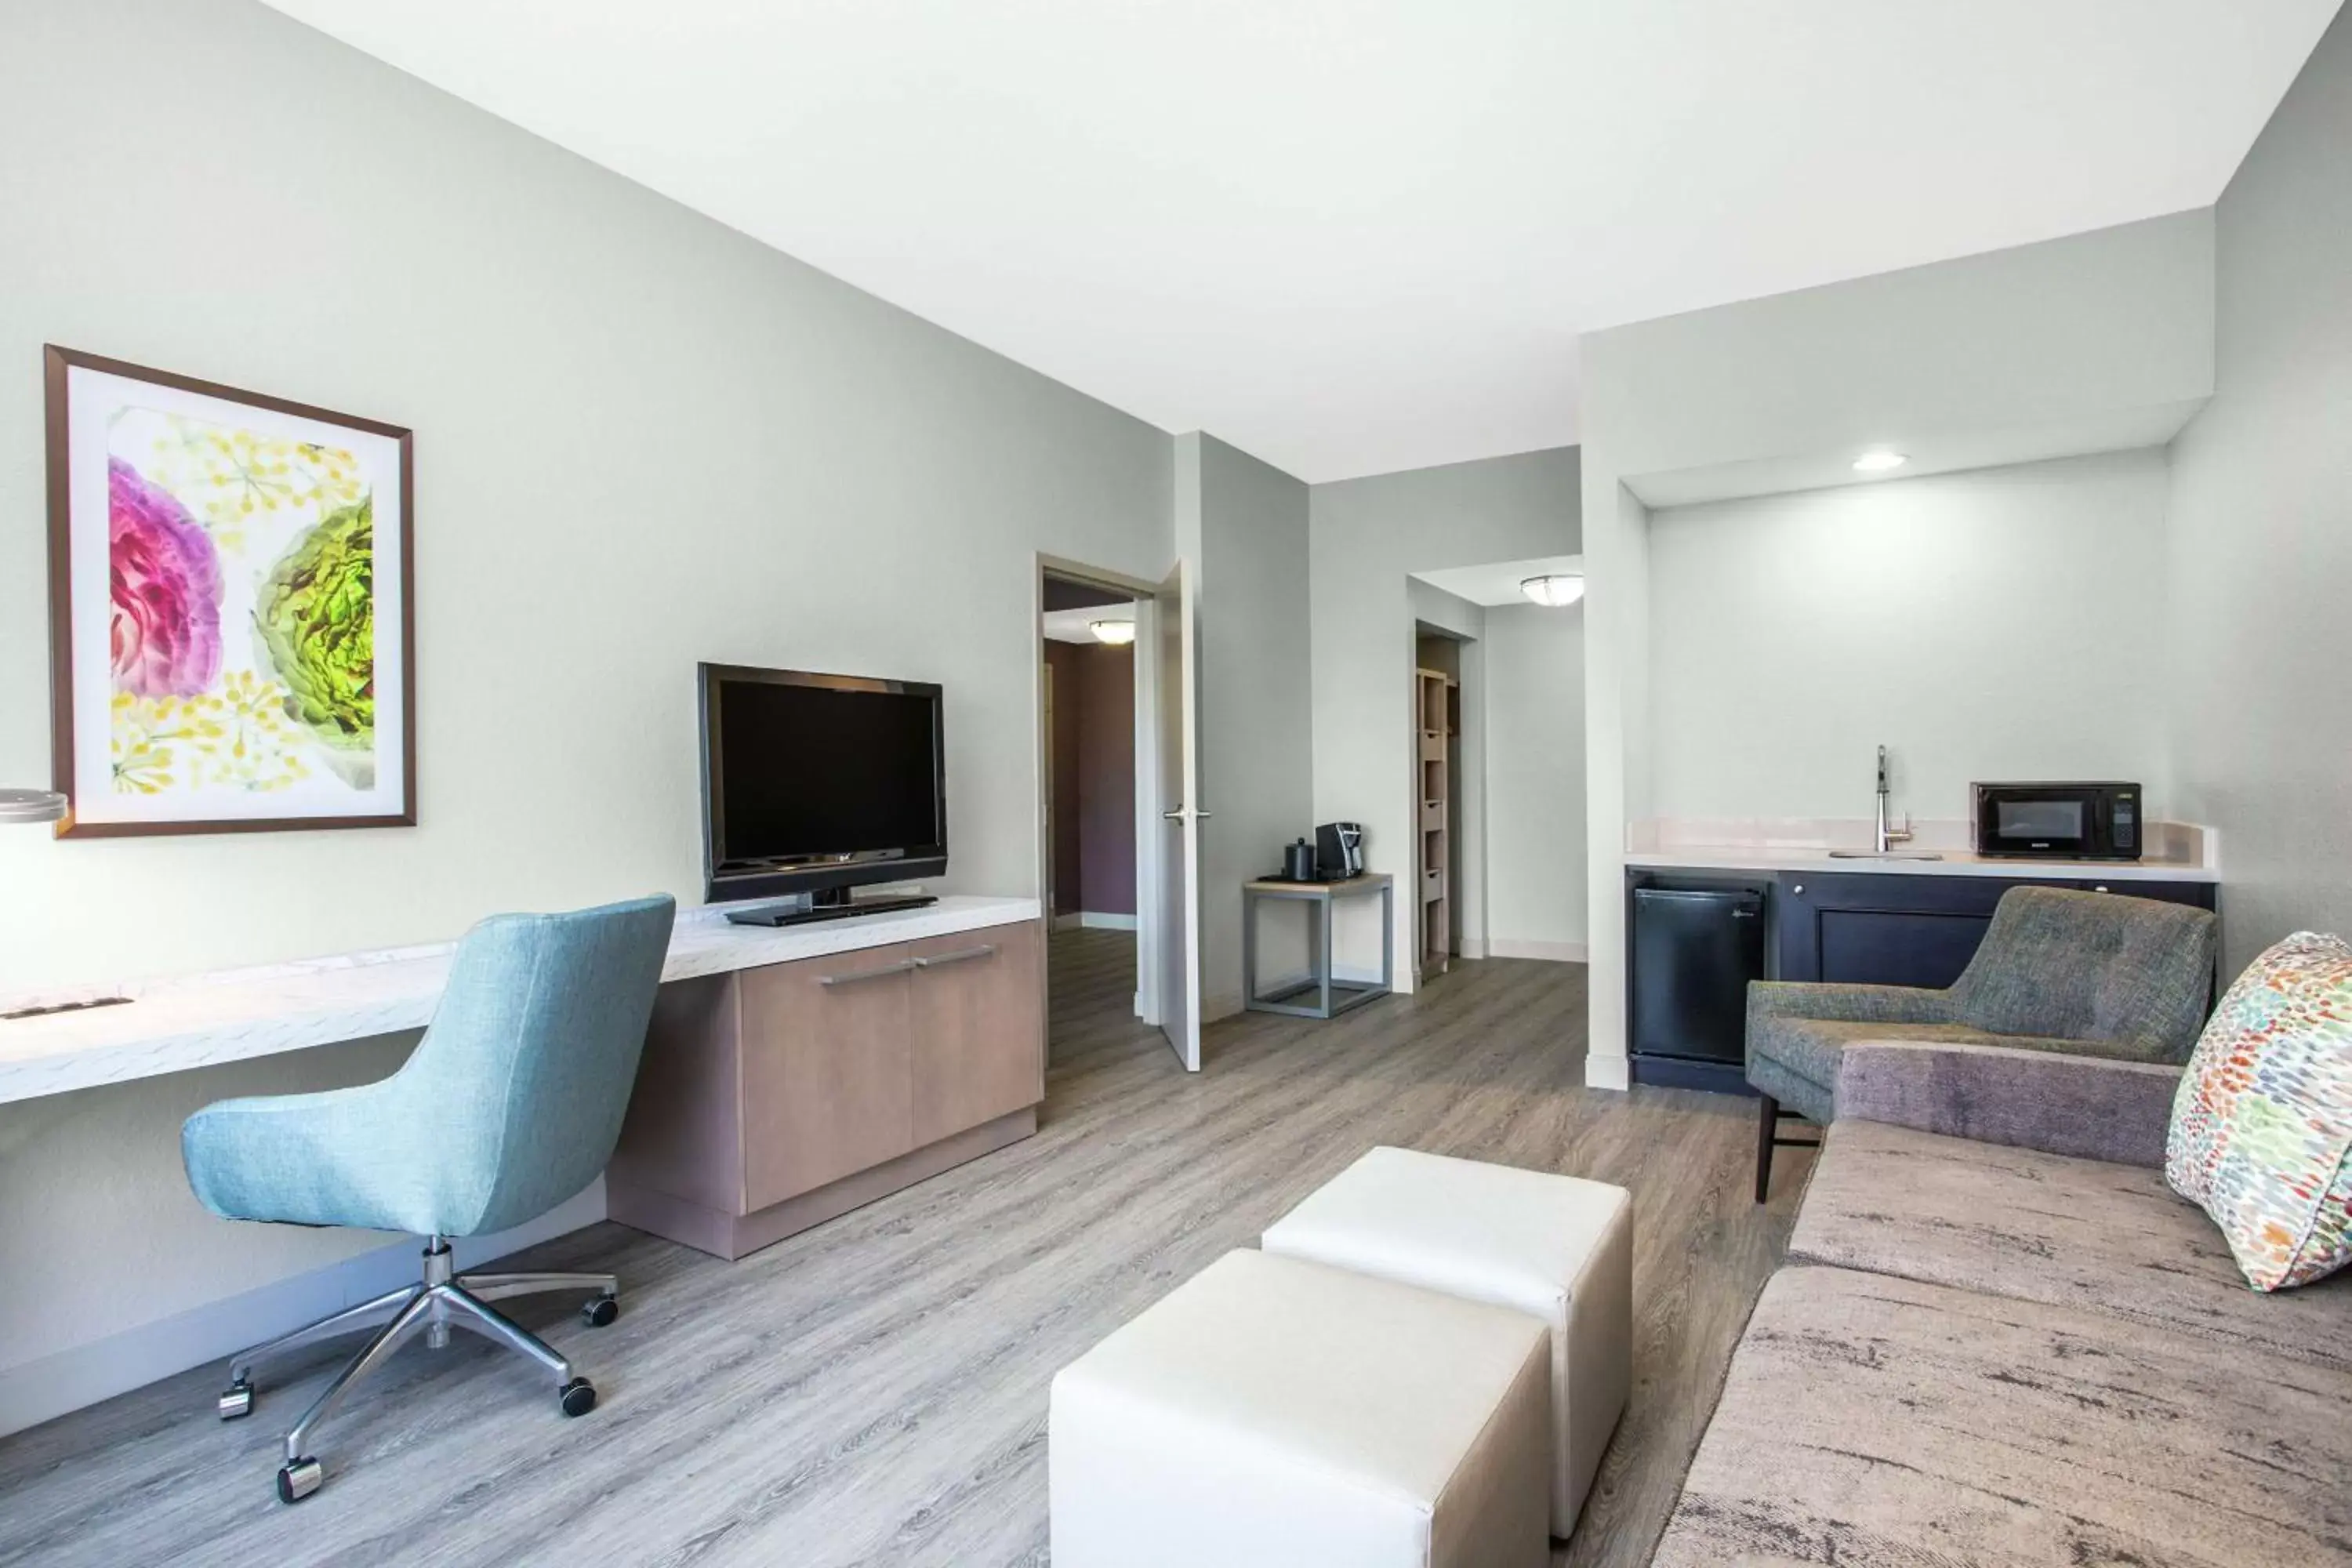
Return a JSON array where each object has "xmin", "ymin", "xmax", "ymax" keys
[{"xmin": 724, "ymin": 892, "xmax": 939, "ymax": 928}]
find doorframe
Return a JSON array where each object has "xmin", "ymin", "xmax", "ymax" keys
[{"xmin": 1034, "ymin": 554, "xmax": 1167, "ymax": 1029}]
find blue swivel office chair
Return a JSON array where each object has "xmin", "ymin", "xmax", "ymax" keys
[{"xmin": 182, "ymin": 895, "xmax": 676, "ymax": 1504}]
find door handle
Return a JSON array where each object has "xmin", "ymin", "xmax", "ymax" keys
[
  {"xmin": 913, "ymin": 945, "xmax": 996, "ymax": 969},
  {"xmin": 818, "ymin": 958, "xmax": 917, "ymax": 987},
  {"xmin": 1161, "ymin": 806, "xmax": 1213, "ymax": 822}
]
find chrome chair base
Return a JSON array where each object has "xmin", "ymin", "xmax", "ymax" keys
[{"xmin": 220, "ymin": 1237, "xmax": 617, "ymax": 1503}]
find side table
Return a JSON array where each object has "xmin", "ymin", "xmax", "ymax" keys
[{"xmin": 1243, "ymin": 873, "xmax": 1396, "ymax": 1019}]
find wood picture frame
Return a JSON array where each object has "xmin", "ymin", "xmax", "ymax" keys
[{"xmin": 43, "ymin": 345, "xmax": 416, "ymax": 837}]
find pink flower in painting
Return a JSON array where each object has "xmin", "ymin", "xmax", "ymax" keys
[{"xmin": 108, "ymin": 457, "xmax": 222, "ymax": 696}]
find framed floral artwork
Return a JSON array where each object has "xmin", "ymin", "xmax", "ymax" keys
[{"xmin": 44, "ymin": 346, "xmax": 415, "ymax": 837}]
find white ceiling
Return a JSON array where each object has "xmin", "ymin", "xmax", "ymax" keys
[
  {"xmin": 263, "ymin": 2, "xmax": 2338, "ymax": 483},
  {"xmin": 1043, "ymin": 604, "xmax": 1135, "ymax": 645},
  {"xmin": 1412, "ymin": 555, "xmax": 1584, "ymax": 608}
]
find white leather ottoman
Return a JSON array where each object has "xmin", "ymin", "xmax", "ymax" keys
[
  {"xmin": 1049, "ymin": 1249, "xmax": 1551, "ymax": 1568},
  {"xmin": 1262, "ymin": 1146, "xmax": 1634, "ymax": 1536}
]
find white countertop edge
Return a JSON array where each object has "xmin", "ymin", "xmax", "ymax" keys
[
  {"xmin": 0, "ymin": 895, "xmax": 1041, "ymax": 1105},
  {"xmin": 1621, "ymin": 848, "xmax": 2219, "ymax": 884}
]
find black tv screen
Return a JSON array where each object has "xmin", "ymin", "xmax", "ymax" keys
[{"xmin": 700, "ymin": 665, "xmax": 946, "ymax": 899}]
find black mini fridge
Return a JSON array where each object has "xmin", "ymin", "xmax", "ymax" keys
[{"xmin": 1631, "ymin": 886, "xmax": 1766, "ymax": 1065}]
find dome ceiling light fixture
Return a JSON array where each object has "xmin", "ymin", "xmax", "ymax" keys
[
  {"xmin": 1519, "ymin": 574, "xmax": 1584, "ymax": 608},
  {"xmin": 1852, "ymin": 450, "xmax": 1909, "ymax": 474},
  {"xmin": 1089, "ymin": 619, "xmax": 1137, "ymax": 645}
]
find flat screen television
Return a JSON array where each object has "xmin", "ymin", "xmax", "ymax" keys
[{"xmin": 699, "ymin": 663, "xmax": 947, "ymax": 911}]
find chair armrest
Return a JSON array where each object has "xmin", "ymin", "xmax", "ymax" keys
[
  {"xmin": 1833, "ymin": 1040, "xmax": 2183, "ymax": 1167},
  {"xmin": 1747, "ymin": 979, "xmax": 1955, "ymax": 1027}
]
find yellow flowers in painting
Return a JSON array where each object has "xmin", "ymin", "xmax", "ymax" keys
[
  {"xmin": 111, "ymin": 672, "xmax": 316, "ymax": 795},
  {"xmin": 140, "ymin": 419, "xmax": 366, "ymax": 557}
]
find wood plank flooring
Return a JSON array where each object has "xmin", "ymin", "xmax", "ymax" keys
[{"xmin": 0, "ymin": 930, "xmax": 1807, "ymax": 1566}]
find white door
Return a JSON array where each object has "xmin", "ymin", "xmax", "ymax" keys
[{"xmin": 1154, "ymin": 559, "xmax": 1204, "ymax": 1071}]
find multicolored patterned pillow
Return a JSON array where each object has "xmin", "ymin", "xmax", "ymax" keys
[{"xmin": 2166, "ymin": 931, "xmax": 2352, "ymax": 1292}]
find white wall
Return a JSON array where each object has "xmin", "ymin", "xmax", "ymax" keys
[
  {"xmin": 1484, "ymin": 602, "xmax": 1586, "ymax": 957},
  {"xmin": 1578, "ymin": 212, "xmax": 2217, "ymax": 1080},
  {"xmin": 1185, "ymin": 434, "xmax": 1314, "ymax": 1019},
  {"xmin": 1308, "ymin": 448, "xmax": 1581, "ymax": 989},
  {"xmin": 1648, "ymin": 452, "xmax": 2174, "ymax": 823},
  {"xmin": 2168, "ymin": 6, "xmax": 2352, "ymax": 975},
  {"xmin": 0, "ymin": 0, "xmax": 1172, "ymax": 1391}
]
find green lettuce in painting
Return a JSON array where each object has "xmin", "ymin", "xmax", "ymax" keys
[{"xmin": 256, "ymin": 497, "xmax": 376, "ymax": 786}]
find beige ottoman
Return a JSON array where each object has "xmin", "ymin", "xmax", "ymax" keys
[
  {"xmin": 1262, "ymin": 1146, "xmax": 1634, "ymax": 1536},
  {"xmin": 1049, "ymin": 1249, "xmax": 1551, "ymax": 1568}
]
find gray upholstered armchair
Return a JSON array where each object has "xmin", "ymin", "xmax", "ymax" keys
[{"xmin": 1748, "ymin": 885, "xmax": 2216, "ymax": 1200}]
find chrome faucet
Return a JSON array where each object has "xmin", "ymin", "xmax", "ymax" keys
[{"xmin": 1874, "ymin": 744, "xmax": 1914, "ymax": 853}]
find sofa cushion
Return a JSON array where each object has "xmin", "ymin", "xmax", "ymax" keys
[
  {"xmin": 1653, "ymin": 1265, "xmax": 2352, "ymax": 1567},
  {"xmin": 1790, "ymin": 1120, "xmax": 2352, "ymax": 1375},
  {"xmin": 2168, "ymin": 930, "xmax": 2352, "ymax": 1291},
  {"xmin": 1833, "ymin": 1041, "xmax": 2183, "ymax": 1167}
]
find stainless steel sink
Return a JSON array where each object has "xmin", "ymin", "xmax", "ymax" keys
[{"xmin": 1827, "ymin": 850, "xmax": 1943, "ymax": 860}]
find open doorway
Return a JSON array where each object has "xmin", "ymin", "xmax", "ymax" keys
[
  {"xmin": 1403, "ymin": 555, "xmax": 1588, "ymax": 982},
  {"xmin": 1039, "ymin": 569, "xmax": 1156, "ymax": 1069}
]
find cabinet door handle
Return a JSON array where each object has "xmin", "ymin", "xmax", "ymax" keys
[
  {"xmin": 913, "ymin": 944, "xmax": 997, "ymax": 970},
  {"xmin": 818, "ymin": 958, "xmax": 917, "ymax": 987}
]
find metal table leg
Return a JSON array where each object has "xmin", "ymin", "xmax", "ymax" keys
[
  {"xmin": 1318, "ymin": 895, "xmax": 1334, "ymax": 1017},
  {"xmin": 1243, "ymin": 885, "xmax": 1258, "ymax": 1007}
]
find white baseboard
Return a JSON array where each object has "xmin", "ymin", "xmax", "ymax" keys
[
  {"xmin": 1488, "ymin": 938, "xmax": 1588, "ymax": 963},
  {"xmin": 0, "ymin": 1182, "xmax": 606, "ymax": 1439},
  {"xmin": 1053, "ymin": 911, "xmax": 1137, "ymax": 932},
  {"xmin": 1459, "ymin": 936, "xmax": 1488, "ymax": 960},
  {"xmin": 1584, "ymin": 1054, "xmax": 1631, "ymax": 1092}
]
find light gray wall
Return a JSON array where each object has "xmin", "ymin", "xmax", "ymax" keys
[
  {"xmin": 1483, "ymin": 603, "xmax": 1586, "ymax": 955},
  {"xmin": 1308, "ymin": 447, "xmax": 1581, "ymax": 989},
  {"xmin": 1648, "ymin": 452, "xmax": 2174, "ymax": 824},
  {"xmin": 2168, "ymin": 7, "xmax": 2352, "ymax": 973},
  {"xmin": 0, "ymin": 0, "xmax": 1172, "ymax": 1384},
  {"xmin": 1577, "ymin": 212, "xmax": 2217, "ymax": 1080},
  {"xmin": 1186, "ymin": 434, "xmax": 1313, "ymax": 1018}
]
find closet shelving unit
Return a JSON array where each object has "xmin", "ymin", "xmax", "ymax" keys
[{"xmin": 1414, "ymin": 666, "xmax": 1459, "ymax": 979}]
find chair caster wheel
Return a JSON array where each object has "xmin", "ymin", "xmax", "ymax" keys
[
  {"xmin": 218, "ymin": 1380, "xmax": 253, "ymax": 1421},
  {"xmin": 277, "ymin": 1457, "xmax": 323, "ymax": 1504},
  {"xmin": 580, "ymin": 1292, "xmax": 619, "ymax": 1329},
  {"xmin": 559, "ymin": 1377, "xmax": 597, "ymax": 1417}
]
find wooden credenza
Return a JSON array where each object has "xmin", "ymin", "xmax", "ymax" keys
[{"xmin": 607, "ymin": 917, "xmax": 1044, "ymax": 1259}]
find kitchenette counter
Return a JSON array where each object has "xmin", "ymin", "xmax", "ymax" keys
[{"xmin": 1624, "ymin": 818, "xmax": 2219, "ymax": 884}]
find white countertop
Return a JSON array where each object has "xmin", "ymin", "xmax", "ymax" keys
[
  {"xmin": 0, "ymin": 895, "xmax": 1040, "ymax": 1107},
  {"xmin": 1624, "ymin": 816, "xmax": 2220, "ymax": 884},
  {"xmin": 1623, "ymin": 845, "xmax": 2220, "ymax": 883}
]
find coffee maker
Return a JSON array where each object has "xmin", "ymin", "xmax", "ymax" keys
[{"xmin": 1314, "ymin": 822, "xmax": 1365, "ymax": 880}]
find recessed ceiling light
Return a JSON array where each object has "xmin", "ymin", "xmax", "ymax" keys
[
  {"xmin": 1089, "ymin": 619, "xmax": 1137, "ymax": 645},
  {"xmin": 1853, "ymin": 451, "xmax": 1908, "ymax": 474},
  {"xmin": 1519, "ymin": 575, "xmax": 1584, "ymax": 608}
]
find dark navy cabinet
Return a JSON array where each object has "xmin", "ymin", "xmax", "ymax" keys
[
  {"xmin": 1773, "ymin": 872, "xmax": 2216, "ymax": 989},
  {"xmin": 1624, "ymin": 865, "xmax": 2219, "ymax": 1092}
]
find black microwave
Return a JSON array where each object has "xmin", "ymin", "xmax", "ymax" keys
[{"xmin": 1972, "ymin": 782, "xmax": 2141, "ymax": 861}]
